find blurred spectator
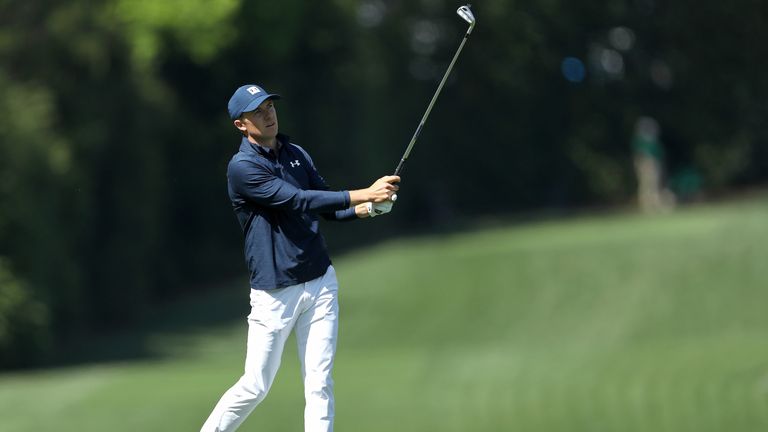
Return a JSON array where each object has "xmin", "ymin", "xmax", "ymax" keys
[
  {"xmin": 631, "ymin": 117, "xmax": 676, "ymax": 213},
  {"xmin": 670, "ymin": 166, "xmax": 703, "ymax": 203}
]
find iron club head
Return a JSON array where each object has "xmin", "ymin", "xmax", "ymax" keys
[{"xmin": 457, "ymin": 5, "xmax": 475, "ymax": 26}]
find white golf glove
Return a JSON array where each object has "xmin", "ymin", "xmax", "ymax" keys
[{"xmin": 366, "ymin": 200, "xmax": 394, "ymax": 217}]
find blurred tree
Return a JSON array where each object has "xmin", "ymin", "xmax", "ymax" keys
[{"xmin": 0, "ymin": 259, "xmax": 49, "ymax": 368}]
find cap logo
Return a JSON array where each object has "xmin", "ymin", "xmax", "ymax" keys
[{"xmin": 246, "ymin": 86, "xmax": 261, "ymax": 95}]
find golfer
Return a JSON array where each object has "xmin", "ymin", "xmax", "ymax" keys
[{"xmin": 200, "ymin": 84, "xmax": 399, "ymax": 432}]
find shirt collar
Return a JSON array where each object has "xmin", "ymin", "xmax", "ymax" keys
[{"xmin": 239, "ymin": 133, "xmax": 290, "ymax": 158}]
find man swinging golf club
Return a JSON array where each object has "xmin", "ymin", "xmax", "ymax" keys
[
  {"xmin": 202, "ymin": 4, "xmax": 475, "ymax": 430},
  {"xmin": 199, "ymin": 84, "xmax": 398, "ymax": 432}
]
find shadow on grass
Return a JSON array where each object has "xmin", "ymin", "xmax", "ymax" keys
[
  {"xmin": 40, "ymin": 206, "xmax": 608, "ymax": 371},
  {"xmin": 45, "ymin": 279, "xmax": 251, "ymax": 370},
  {"xmin": 14, "ymin": 189, "xmax": 767, "ymax": 373}
]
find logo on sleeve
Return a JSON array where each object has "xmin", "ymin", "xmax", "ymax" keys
[{"xmin": 289, "ymin": 160, "xmax": 301, "ymax": 168}]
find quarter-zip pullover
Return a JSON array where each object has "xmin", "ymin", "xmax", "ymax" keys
[{"xmin": 227, "ymin": 133, "xmax": 356, "ymax": 289}]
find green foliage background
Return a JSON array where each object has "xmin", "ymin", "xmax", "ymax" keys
[{"xmin": 0, "ymin": 0, "xmax": 767, "ymax": 366}]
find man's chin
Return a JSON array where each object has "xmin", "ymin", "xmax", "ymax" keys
[{"xmin": 258, "ymin": 128, "xmax": 278, "ymax": 138}]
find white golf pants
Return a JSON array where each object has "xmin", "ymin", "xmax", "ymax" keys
[{"xmin": 201, "ymin": 265, "xmax": 339, "ymax": 432}]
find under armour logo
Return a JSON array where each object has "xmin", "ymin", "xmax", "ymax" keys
[
  {"xmin": 246, "ymin": 86, "xmax": 261, "ymax": 95},
  {"xmin": 289, "ymin": 160, "xmax": 301, "ymax": 168}
]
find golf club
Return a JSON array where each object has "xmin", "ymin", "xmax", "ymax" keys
[{"xmin": 390, "ymin": 4, "xmax": 475, "ymax": 202}]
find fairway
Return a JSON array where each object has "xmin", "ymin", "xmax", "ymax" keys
[{"xmin": 1, "ymin": 197, "xmax": 767, "ymax": 431}]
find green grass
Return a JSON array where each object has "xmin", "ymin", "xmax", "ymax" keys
[{"xmin": 2, "ymin": 196, "xmax": 768, "ymax": 431}]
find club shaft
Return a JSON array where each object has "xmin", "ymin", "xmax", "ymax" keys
[{"xmin": 394, "ymin": 25, "xmax": 473, "ymax": 176}]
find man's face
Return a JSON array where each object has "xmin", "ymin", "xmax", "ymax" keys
[{"xmin": 235, "ymin": 98, "xmax": 279, "ymax": 142}]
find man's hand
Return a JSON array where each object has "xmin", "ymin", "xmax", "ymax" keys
[
  {"xmin": 366, "ymin": 200, "xmax": 393, "ymax": 218},
  {"xmin": 349, "ymin": 175, "xmax": 400, "ymax": 205}
]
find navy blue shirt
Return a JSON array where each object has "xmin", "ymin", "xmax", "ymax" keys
[{"xmin": 227, "ymin": 134, "xmax": 357, "ymax": 290}]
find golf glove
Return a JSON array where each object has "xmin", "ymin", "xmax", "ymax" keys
[{"xmin": 366, "ymin": 200, "xmax": 393, "ymax": 217}]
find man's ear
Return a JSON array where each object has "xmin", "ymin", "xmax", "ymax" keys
[{"xmin": 233, "ymin": 119, "xmax": 247, "ymax": 133}]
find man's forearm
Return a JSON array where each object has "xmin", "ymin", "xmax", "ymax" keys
[{"xmin": 348, "ymin": 189, "xmax": 373, "ymax": 206}]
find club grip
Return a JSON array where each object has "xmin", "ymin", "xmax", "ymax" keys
[{"xmin": 390, "ymin": 159, "xmax": 407, "ymax": 202}]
